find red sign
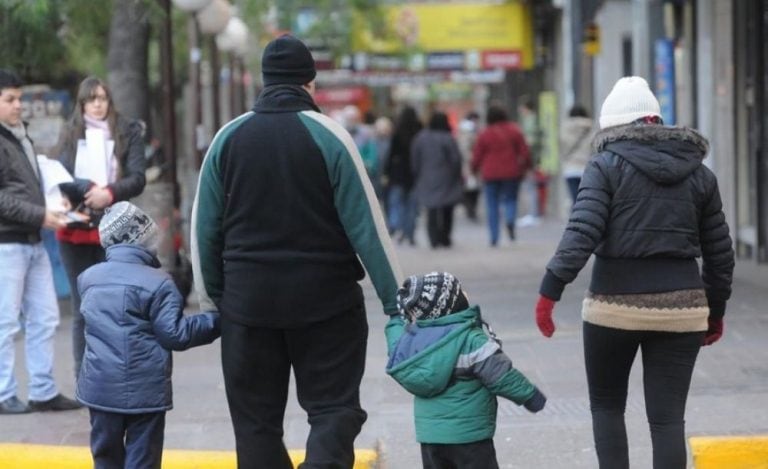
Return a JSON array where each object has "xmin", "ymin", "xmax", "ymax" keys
[
  {"xmin": 314, "ymin": 87, "xmax": 369, "ymax": 105},
  {"xmin": 481, "ymin": 50, "xmax": 522, "ymax": 70}
]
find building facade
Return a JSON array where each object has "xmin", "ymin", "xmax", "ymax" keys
[{"xmin": 563, "ymin": 0, "xmax": 768, "ymax": 271}]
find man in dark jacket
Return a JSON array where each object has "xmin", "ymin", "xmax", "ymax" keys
[
  {"xmin": 191, "ymin": 36, "xmax": 403, "ymax": 468},
  {"xmin": 0, "ymin": 69, "xmax": 80, "ymax": 414}
]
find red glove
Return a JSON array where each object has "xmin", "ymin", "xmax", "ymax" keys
[
  {"xmin": 535, "ymin": 295, "xmax": 556, "ymax": 337},
  {"xmin": 702, "ymin": 318, "xmax": 724, "ymax": 346}
]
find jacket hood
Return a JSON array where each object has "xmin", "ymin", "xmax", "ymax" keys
[
  {"xmin": 592, "ymin": 124, "xmax": 709, "ymax": 184},
  {"xmin": 105, "ymin": 244, "xmax": 161, "ymax": 268},
  {"xmin": 252, "ymin": 84, "xmax": 320, "ymax": 113},
  {"xmin": 386, "ymin": 307, "xmax": 479, "ymax": 397}
]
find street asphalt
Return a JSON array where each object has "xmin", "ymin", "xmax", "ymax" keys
[{"xmin": 3, "ymin": 207, "xmax": 767, "ymax": 468}]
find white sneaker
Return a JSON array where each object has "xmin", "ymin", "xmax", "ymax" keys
[{"xmin": 517, "ymin": 215, "xmax": 540, "ymax": 227}]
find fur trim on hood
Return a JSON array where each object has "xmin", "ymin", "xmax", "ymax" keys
[{"xmin": 592, "ymin": 124, "xmax": 709, "ymax": 156}]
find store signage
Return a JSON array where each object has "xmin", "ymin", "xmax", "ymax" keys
[
  {"xmin": 351, "ymin": 3, "xmax": 534, "ymax": 70},
  {"xmin": 481, "ymin": 50, "xmax": 522, "ymax": 70},
  {"xmin": 426, "ymin": 52, "xmax": 466, "ymax": 71},
  {"xmin": 655, "ymin": 38, "xmax": 676, "ymax": 125}
]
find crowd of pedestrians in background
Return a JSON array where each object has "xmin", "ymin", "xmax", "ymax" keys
[
  {"xmin": 0, "ymin": 32, "xmax": 736, "ymax": 469},
  {"xmin": 337, "ymin": 99, "xmax": 543, "ymax": 249}
]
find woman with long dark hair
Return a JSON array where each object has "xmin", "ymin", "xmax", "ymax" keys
[
  {"xmin": 55, "ymin": 76, "xmax": 147, "ymax": 377},
  {"xmin": 410, "ymin": 111, "xmax": 463, "ymax": 248},
  {"xmin": 384, "ymin": 106, "xmax": 422, "ymax": 245}
]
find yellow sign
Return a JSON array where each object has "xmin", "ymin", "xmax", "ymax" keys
[
  {"xmin": 583, "ymin": 23, "xmax": 601, "ymax": 56},
  {"xmin": 352, "ymin": 2, "xmax": 534, "ymax": 69},
  {"xmin": 538, "ymin": 91, "xmax": 559, "ymax": 175}
]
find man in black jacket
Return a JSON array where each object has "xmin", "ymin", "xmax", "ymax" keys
[
  {"xmin": 0, "ymin": 69, "xmax": 80, "ymax": 414},
  {"xmin": 191, "ymin": 37, "xmax": 402, "ymax": 468}
]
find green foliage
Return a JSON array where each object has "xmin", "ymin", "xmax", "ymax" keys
[
  {"xmin": 238, "ymin": 0, "xmax": 386, "ymax": 58},
  {"xmin": 0, "ymin": 0, "xmax": 114, "ymax": 85},
  {"xmin": 0, "ymin": 0, "xmax": 67, "ymax": 82},
  {"xmin": 60, "ymin": 0, "xmax": 113, "ymax": 79}
]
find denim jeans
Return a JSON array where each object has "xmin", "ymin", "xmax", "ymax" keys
[
  {"xmin": 483, "ymin": 179, "xmax": 521, "ymax": 245},
  {"xmin": 583, "ymin": 322, "xmax": 704, "ymax": 469},
  {"xmin": 566, "ymin": 176, "xmax": 581, "ymax": 205},
  {"xmin": 0, "ymin": 242, "xmax": 60, "ymax": 402},
  {"xmin": 386, "ymin": 184, "xmax": 418, "ymax": 242}
]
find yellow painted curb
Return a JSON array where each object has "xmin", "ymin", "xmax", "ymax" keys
[
  {"xmin": 0, "ymin": 444, "xmax": 378, "ymax": 469},
  {"xmin": 690, "ymin": 435, "xmax": 768, "ymax": 469}
]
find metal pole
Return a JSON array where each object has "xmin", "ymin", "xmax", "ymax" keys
[
  {"xmin": 209, "ymin": 36, "xmax": 221, "ymax": 131},
  {"xmin": 189, "ymin": 16, "xmax": 203, "ymax": 169},
  {"xmin": 159, "ymin": 0, "xmax": 179, "ymax": 205}
]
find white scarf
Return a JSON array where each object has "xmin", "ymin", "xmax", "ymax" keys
[{"xmin": 83, "ymin": 114, "xmax": 117, "ymax": 183}]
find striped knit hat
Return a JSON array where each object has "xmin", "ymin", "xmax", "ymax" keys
[
  {"xmin": 396, "ymin": 272, "xmax": 469, "ymax": 321},
  {"xmin": 99, "ymin": 201, "xmax": 158, "ymax": 250},
  {"xmin": 599, "ymin": 76, "xmax": 661, "ymax": 129}
]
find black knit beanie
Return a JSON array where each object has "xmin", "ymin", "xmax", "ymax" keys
[
  {"xmin": 261, "ymin": 34, "xmax": 316, "ymax": 87},
  {"xmin": 396, "ymin": 272, "xmax": 469, "ymax": 321}
]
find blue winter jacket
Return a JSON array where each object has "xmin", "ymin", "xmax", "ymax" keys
[{"xmin": 76, "ymin": 244, "xmax": 220, "ymax": 413}]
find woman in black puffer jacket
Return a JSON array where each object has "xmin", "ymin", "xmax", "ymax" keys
[{"xmin": 534, "ymin": 76, "xmax": 734, "ymax": 469}]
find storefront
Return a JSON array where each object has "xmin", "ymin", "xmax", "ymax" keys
[
  {"xmin": 346, "ymin": 1, "xmax": 535, "ymax": 117},
  {"xmin": 733, "ymin": 0, "xmax": 768, "ymax": 263}
]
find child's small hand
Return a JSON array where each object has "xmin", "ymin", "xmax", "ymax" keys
[{"xmin": 524, "ymin": 389, "xmax": 547, "ymax": 413}]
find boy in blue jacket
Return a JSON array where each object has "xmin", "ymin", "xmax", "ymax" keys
[
  {"xmin": 76, "ymin": 202, "xmax": 220, "ymax": 469},
  {"xmin": 386, "ymin": 272, "xmax": 546, "ymax": 469}
]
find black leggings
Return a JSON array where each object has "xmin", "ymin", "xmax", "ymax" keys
[
  {"xmin": 426, "ymin": 205, "xmax": 454, "ymax": 248},
  {"xmin": 583, "ymin": 322, "xmax": 704, "ymax": 469}
]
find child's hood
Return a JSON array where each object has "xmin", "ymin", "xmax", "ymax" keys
[
  {"xmin": 386, "ymin": 307, "xmax": 479, "ymax": 397},
  {"xmin": 105, "ymin": 243, "xmax": 161, "ymax": 268}
]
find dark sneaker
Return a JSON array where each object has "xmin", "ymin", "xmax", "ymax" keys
[
  {"xmin": 28, "ymin": 394, "xmax": 82, "ymax": 412},
  {"xmin": 0, "ymin": 396, "xmax": 30, "ymax": 414}
]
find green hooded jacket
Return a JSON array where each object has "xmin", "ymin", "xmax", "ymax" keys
[{"xmin": 385, "ymin": 306, "xmax": 543, "ymax": 444}]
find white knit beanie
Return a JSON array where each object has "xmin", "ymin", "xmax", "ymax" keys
[
  {"xmin": 599, "ymin": 76, "xmax": 661, "ymax": 129},
  {"xmin": 99, "ymin": 201, "xmax": 159, "ymax": 251}
]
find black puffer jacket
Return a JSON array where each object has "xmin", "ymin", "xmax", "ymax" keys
[
  {"xmin": 0, "ymin": 124, "xmax": 46, "ymax": 243},
  {"xmin": 540, "ymin": 124, "xmax": 734, "ymax": 317}
]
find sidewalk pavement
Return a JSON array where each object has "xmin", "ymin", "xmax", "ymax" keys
[{"xmin": 2, "ymin": 212, "xmax": 767, "ymax": 468}]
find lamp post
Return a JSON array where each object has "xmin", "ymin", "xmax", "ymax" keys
[
  {"xmin": 159, "ymin": 0, "xmax": 178, "ymax": 205},
  {"xmin": 216, "ymin": 16, "xmax": 249, "ymax": 118},
  {"xmin": 197, "ymin": 0, "xmax": 232, "ymax": 132},
  {"xmin": 171, "ymin": 0, "xmax": 211, "ymax": 170}
]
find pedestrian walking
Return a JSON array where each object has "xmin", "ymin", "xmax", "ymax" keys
[
  {"xmin": 0, "ymin": 69, "xmax": 80, "ymax": 414},
  {"xmin": 534, "ymin": 76, "xmax": 735, "ymax": 469},
  {"xmin": 372, "ymin": 115, "xmax": 393, "ymax": 202},
  {"xmin": 384, "ymin": 106, "xmax": 422, "ymax": 245},
  {"xmin": 517, "ymin": 98, "xmax": 545, "ymax": 227},
  {"xmin": 386, "ymin": 272, "xmax": 546, "ymax": 469},
  {"xmin": 457, "ymin": 111, "xmax": 481, "ymax": 221},
  {"xmin": 77, "ymin": 201, "xmax": 219, "ymax": 469},
  {"xmin": 559, "ymin": 105, "xmax": 594, "ymax": 204},
  {"xmin": 190, "ymin": 34, "xmax": 402, "ymax": 469},
  {"xmin": 471, "ymin": 105, "xmax": 531, "ymax": 246},
  {"xmin": 411, "ymin": 111, "xmax": 464, "ymax": 248},
  {"xmin": 54, "ymin": 76, "xmax": 147, "ymax": 378}
]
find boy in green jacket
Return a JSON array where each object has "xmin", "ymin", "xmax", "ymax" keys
[{"xmin": 386, "ymin": 272, "xmax": 546, "ymax": 469}]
